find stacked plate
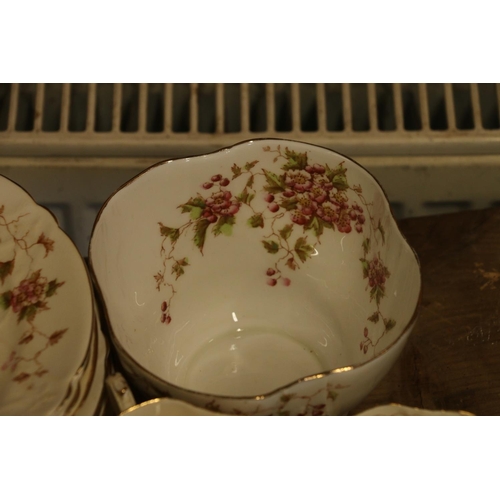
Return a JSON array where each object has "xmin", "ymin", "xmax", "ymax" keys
[{"xmin": 0, "ymin": 175, "xmax": 108, "ymax": 416}]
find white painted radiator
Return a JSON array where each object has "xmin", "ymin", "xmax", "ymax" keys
[{"xmin": 1, "ymin": 83, "xmax": 499, "ymax": 255}]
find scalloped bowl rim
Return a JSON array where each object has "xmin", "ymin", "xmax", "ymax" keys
[{"xmin": 89, "ymin": 138, "xmax": 422, "ymax": 402}]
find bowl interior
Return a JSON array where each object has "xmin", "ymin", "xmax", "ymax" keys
[{"xmin": 91, "ymin": 139, "xmax": 420, "ymax": 398}]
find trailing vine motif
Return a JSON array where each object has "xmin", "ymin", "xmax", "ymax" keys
[
  {"xmin": 0, "ymin": 205, "xmax": 66, "ymax": 386},
  {"xmin": 155, "ymin": 145, "xmax": 396, "ymax": 351}
]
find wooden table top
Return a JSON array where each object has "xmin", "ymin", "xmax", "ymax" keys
[
  {"xmin": 350, "ymin": 207, "xmax": 500, "ymax": 416},
  {"xmin": 102, "ymin": 207, "xmax": 500, "ymax": 416}
]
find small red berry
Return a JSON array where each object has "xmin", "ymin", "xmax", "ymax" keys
[
  {"xmin": 358, "ymin": 214, "xmax": 365, "ymax": 224},
  {"xmin": 202, "ymin": 182, "xmax": 213, "ymax": 189},
  {"xmin": 268, "ymin": 202, "xmax": 279, "ymax": 213},
  {"xmin": 207, "ymin": 215, "xmax": 218, "ymax": 223},
  {"xmin": 165, "ymin": 315, "xmax": 172, "ymax": 325},
  {"xmin": 220, "ymin": 178, "xmax": 230, "ymax": 187},
  {"xmin": 283, "ymin": 190, "xmax": 295, "ymax": 198},
  {"xmin": 267, "ymin": 278, "xmax": 277, "ymax": 286},
  {"xmin": 364, "ymin": 327, "xmax": 368, "ymax": 337},
  {"xmin": 264, "ymin": 193, "xmax": 275, "ymax": 203},
  {"xmin": 305, "ymin": 165, "xmax": 315, "ymax": 173},
  {"xmin": 161, "ymin": 313, "xmax": 167, "ymax": 323},
  {"xmin": 355, "ymin": 224, "xmax": 363, "ymax": 233},
  {"xmin": 314, "ymin": 164, "xmax": 325, "ymax": 174},
  {"xmin": 211, "ymin": 174, "xmax": 222, "ymax": 182},
  {"xmin": 281, "ymin": 277, "xmax": 291, "ymax": 286},
  {"xmin": 161, "ymin": 301, "xmax": 167, "ymax": 312},
  {"xmin": 363, "ymin": 345, "xmax": 368, "ymax": 354},
  {"xmin": 266, "ymin": 268, "xmax": 276, "ymax": 276}
]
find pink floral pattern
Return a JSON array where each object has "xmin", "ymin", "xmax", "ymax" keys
[
  {"xmin": 155, "ymin": 145, "xmax": 396, "ymax": 352},
  {"xmin": 0, "ymin": 205, "xmax": 66, "ymax": 385},
  {"xmin": 204, "ymin": 383, "xmax": 349, "ymax": 416}
]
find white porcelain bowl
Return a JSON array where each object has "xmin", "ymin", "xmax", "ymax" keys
[{"xmin": 90, "ymin": 139, "xmax": 421, "ymax": 415}]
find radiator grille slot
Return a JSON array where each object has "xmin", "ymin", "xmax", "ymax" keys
[
  {"xmin": 479, "ymin": 83, "xmax": 500, "ymax": 129},
  {"xmin": 1, "ymin": 83, "xmax": 499, "ymax": 147}
]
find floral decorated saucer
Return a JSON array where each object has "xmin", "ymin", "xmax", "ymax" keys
[
  {"xmin": 0, "ymin": 176, "xmax": 94, "ymax": 415},
  {"xmin": 90, "ymin": 139, "xmax": 421, "ymax": 416}
]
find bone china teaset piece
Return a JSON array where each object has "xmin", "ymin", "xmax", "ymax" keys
[
  {"xmin": 1, "ymin": 139, "xmax": 425, "ymax": 416},
  {"xmin": 0, "ymin": 176, "xmax": 108, "ymax": 415}
]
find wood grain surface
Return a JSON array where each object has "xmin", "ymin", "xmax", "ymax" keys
[{"xmin": 350, "ymin": 207, "xmax": 500, "ymax": 416}]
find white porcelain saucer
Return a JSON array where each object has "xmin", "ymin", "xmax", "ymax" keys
[{"xmin": 0, "ymin": 175, "xmax": 94, "ymax": 416}]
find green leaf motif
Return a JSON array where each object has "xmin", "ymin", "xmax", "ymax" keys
[
  {"xmin": 19, "ymin": 304, "xmax": 38, "ymax": 323},
  {"xmin": 212, "ymin": 215, "xmax": 235, "ymax": 237},
  {"xmin": 46, "ymin": 279, "xmax": 64, "ymax": 298},
  {"xmin": 180, "ymin": 197, "xmax": 206, "ymax": 216},
  {"xmin": 280, "ymin": 393, "xmax": 294, "ymax": 403},
  {"xmin": 236, "ymin": 188, "xmax": 250, "ymax": 204},
  {"xmin": 362, "ymin": 238, "xmax": 371, "ymax": 255},
  {"xmin": 262, "ymin": 240, "xmax": 280, "ymax": 254},
  {"xmin": 368, "ymin": 311, "xmax": 380, "ymax": 323},
  {"xmin": 0, "ymin": 290, "xmax": 12, "ymax": 310},
  {"xmin": 244, "ymin": 161, "xmax": 258, "ymax": 171},
  {"xmin": 384, "ymin": 318, "xmax": 396, "ymax": 331},
  {"xmin": 231, "ymin": 164, "xmax": 242, "ymax": 179},
  {"xmin": 360, "ymin": 258, "xmax": 369, "ymax": 279},
  {"xmin": 189, "ymin": 207, "xmax": 202, "ymax": 220},
  {"xmin": 171, "ymin": 263, "xmax": 185, "ymax": 279},
  {"xmin": 279, "ymin": 224, "xmax": 293, "ymax": 241},
  {"xmin": 282, "ymin": 148, "xmax": 308, "ymax": 171},
  {"xmin": 247, "ymin": 213, "xmax": 264, "ymax": 229},
  {"xmin": 327, "ymin": 390, "xmax": 338, "ymax": 401},
  {"xmin": 159, "ymin": 223, "xmax": 174, "ymax": 237},
  {"xmin": 263, "ymin": 169, "xmax": 286, "ymax": 194},
  {"xmin": 160, "ymin": 224, "xmax": 180, "ymax": 243},
  {"xmin": 0, "ymin": 260, "xmax": 14, "ymax": 285},
  {"xmin": 370, "ymin": 285, "xmax": 385, "ymax": 305},
  {"xmin": 245, "ymin": 175, "xmax": 255, "ymax": 189},
  {"xmin": 294, "ymin": 237, "xmax": 315, "ymax": 263},
  {"xmin": 332, "ymin": 173, "xmax": 349, "ymax": 191},
  {"xmin": 377, "ymin": 221, "xmax": 386, "ymax": 244},
  {"xmin": 169, "ymin": 228, "xmax": 180, "ymax": 243},
  {"xmin": 305, "ymin": 216, "xmax": 324, "ymax": 238},
  {"xmin": 326, "ymin": 163, "xmax": 349, "ymax": 190},
  {"xmin": 194, "ymin": 218, "xmax": 210, "ymax": 252},
  {"xmin": 279, "ymin": 198, "xmax": 298, "ymax": 211},
  {"xmin": 49, "ymin": 329, "xmax": 67, "ymax": 346}
]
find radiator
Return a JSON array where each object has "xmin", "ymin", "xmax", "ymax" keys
[{"xmin": 1, "ymin": 83, "xmax": 499, "ymax": 255}]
